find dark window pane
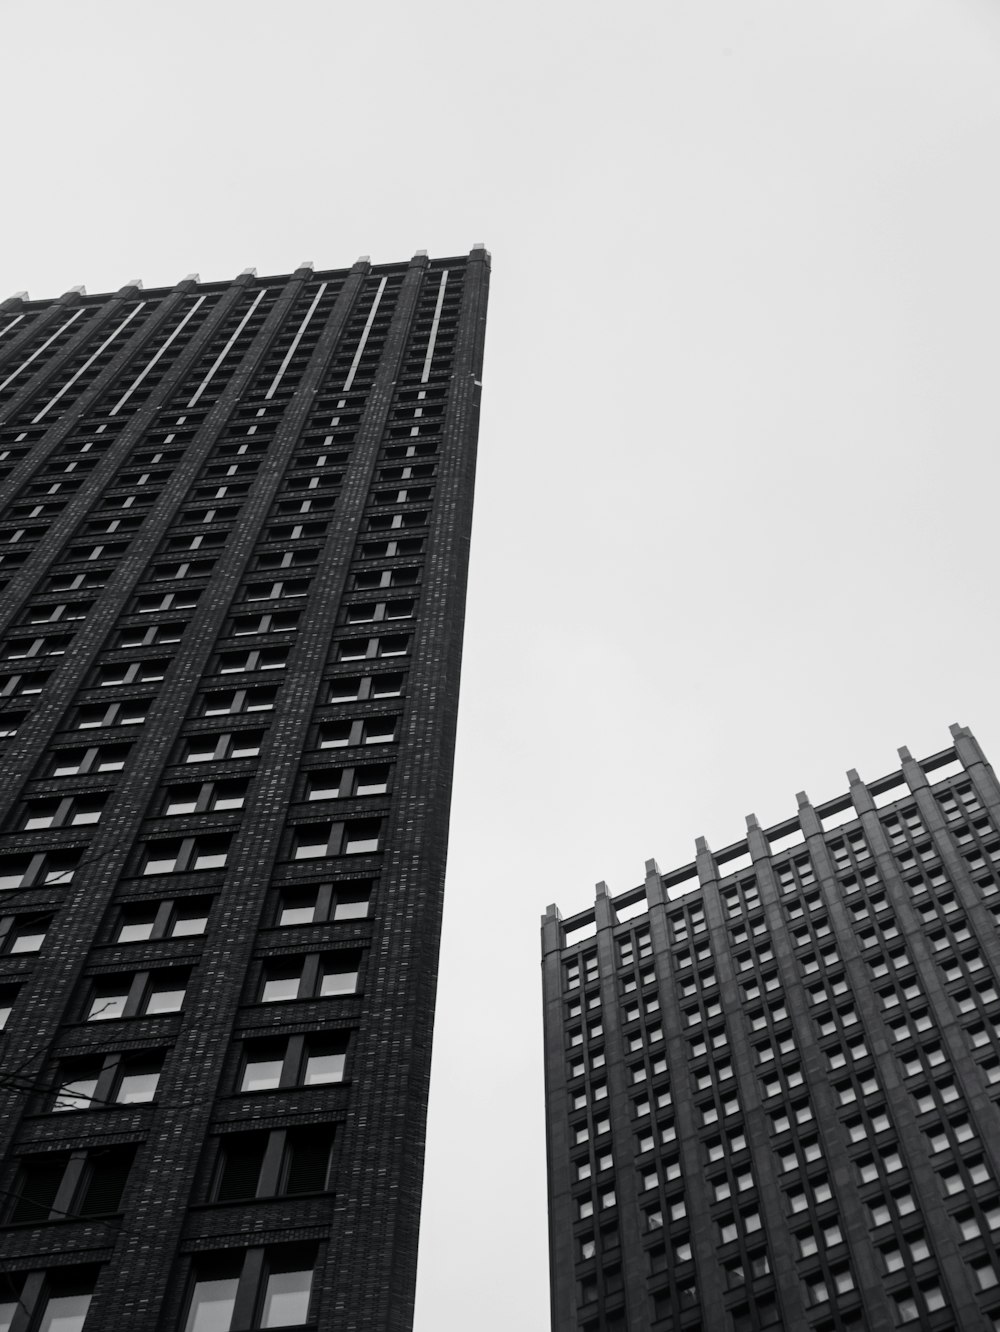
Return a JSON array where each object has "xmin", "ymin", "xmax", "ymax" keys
[
  {"xmin": 77, "ymin": 1148, "xmax": 135, "ymax": 1216},
  {"xmin": 216, "ymin": 1133, "xmax": 267, "ymax": 1201},
  {"xmin": 10, "ymin": 1156, "xmax": 66, "ymax": 1222},
  {"xmin": 284, "ymin": 1129, "xmax": 334, "ymax": 1196}
]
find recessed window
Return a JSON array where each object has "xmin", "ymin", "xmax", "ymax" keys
[
  {"xmin": 116, "ymin": 898, "xmax": 209, "ymax": 942},
  {"xmin": 320, "ymin": 956, "xmax": 359, "ymax": 997},
  {"xmin": 363, "ymin": 718, "xmax": 396, "ymax": 745},
  {"xmin": 117, "ymin": 1062, "xmax": 162, "ymax": 1103},
  {"xmin": 21, "ymin": 794, "xmax": 105, "ymax": 830},
  {"xmin": 241, "ymin": 1047, "xmax": 284, "ymax": 1093},
  {"xmin": 3, "ymin": 915, "xmax": 50, "ymax": 955},
  {"xmin": 277, "ymin": 891, "xmax": 320, "ymax": 927},
  {"xmin": 0, "ymin": 850, "xmax": 79, "ymax": 892},
  {"xmin": 47, "ymin": 744, "xmax": 129, "ymax": 777},
  {"xmin": 183, "ymin": 1247, "xmax": 316, "ymax": 1332},
  {"xmin": 0, "ymin": 1271, "xmax": 95, "ymax": 1332},
  {"xmin": 371, "ymin": 673, "xmax": 403, "ymax": 698},
  {"xmin": 53, "ymin": 1052, "xmax": 163, "ymax": 1112},
  {"xmin": 292, "ymin": 819, "xmax": 381, "ymax": 860},
  {"xmin": 202, "ymin": 688, "xmax": 276, "ymax": 716},
  {"xmin": 304, "ymin": 1042, "xmax": 346, "ymax": 1086},
  {"xmin": 239, "ymin": 1034, "xmax": 349, "ymax": 1094},
  {"xmin": 162, "ymin": 779, "xmax": 247, "ymax": 816},
  {"xmin": 10, "ymin": 1146, "xmax": 135, "ymax": 1223},
  {"xmin": 214, "ymin": 1127, "xmax": 335, "ymax": 1203},
  {"xmin": 0, "ymin": 985, "xmax": 18, "ymax": 1031},
  {"xmin": 141, "ymin": 835, "xmax": 230, "ymax": 875},
  {"xmin": 183, "ymin": 730, "xmax": 263, "ymax": 763}
]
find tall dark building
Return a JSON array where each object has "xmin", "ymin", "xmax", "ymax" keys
[
  {"xmin": 0, "ymin": 248, "xmax": 488, "ymax": 1332},
  {"xmin": 543, "ymin": 725, "xmax": 1000, "ymax": 1332}
]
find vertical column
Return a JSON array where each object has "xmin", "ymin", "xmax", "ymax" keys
[
  {"xmin": 740, "ymin": 814, "xmax": 814, "ymax": 1331},
  {"xmin": 541, "ymin": 904, "xmax": 577, "ymax": 1332},
  {"xmin": 801, "ymin": 777, "xmax": 927, "ymax": 1332},
  {"xmin": 592, "ymin": 881, "xmax": 646, "ymax": 1332}
]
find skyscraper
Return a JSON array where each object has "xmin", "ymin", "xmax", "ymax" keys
[
  {"xmin": 543, "ymin": 725, "xmax": 1000, "ymax": 1332},
  {"xmin": 0, "ymin": 247, "xmax": 488, "ymax": 1331}
]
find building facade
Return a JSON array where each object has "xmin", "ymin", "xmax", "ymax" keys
[
  {"xmin": 543, "ymin": 725, "xmax": 1000, "ymax": 1332},
  {"xmin": 0, "ymin": 248, "xmax": 488, "ymax": 1331}
]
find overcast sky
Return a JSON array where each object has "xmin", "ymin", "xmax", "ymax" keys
[{"xmin": 5, "ymin": 1, "xmax": 1000, "ymax": 1327}]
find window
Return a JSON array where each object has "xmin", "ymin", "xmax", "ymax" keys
[
  {"xmin": 162, "ymin": 780, "xmax": 248, "ymax": 816},
  {"xmin": 182, "ymin": 1246, "xmax": 316, "ymax": 1331},
  {"xmin": 96, "ymin": 659, "xmax": 168, "ymax": 688},
  {"xmin": 86, "ymin": 969, "xmax": 188, "ymax": 1021},
  {"xmin": 118, "ymin": 622, "xmax": 185, "ymax": 650},
  {"xmin": 74, "ymin": 700, "xmax": 149, "ymax": 729},
  {"xmin": 305, "ymin": 765, "xmax": 390, "ymax": 800},
  {"xmin": 244, "ymin": 579, "xmax": 309, "ymax": 602},
  {"xmin": 183, "ymin": 730, "xmax": 263, "ymax": 763},
  {"xmin": 21, "ymin": 795, "xmax": 105, "ymax": 829},
  {"xmin": 0, "ymin": 1270, "xmax": 95, "ymax": 1332},
  {"xmin": 259, "ymin": 952, "xmax": 361, "ymax": 1002},
  {"xmin": 362, "ymin": 718, "xmax": 396, "ymax": 745},
  {"xmin": 214, "ymin": 1127, "xmax": 335, "ymax": 1202},
  {"xmin": 274, "ymin": 882, "xmax": 370, "ymax": 927},
  {"xmin": 343, "ymin": 599, "xmax": 415, "ymax": 625},
  {"xmin": 116, "ymin": 898, "xmax": 210, "ymax": 943},
  {"xmin": 45, "ymin": 745, "xmax": 129, "ymax": 777},
  {"xmin": 804, "ymin": 1275, "xmax": 829, "ymax": 1306},
  {"xmin": 134, "ymin": 583, "xmax": 201, "ymax": 616},
  {"xmin": 326, "ymin": 677, "xmax": 363, "ymax": 703},
  {"xmin": 229, "ymin": 611, "xmax": 299, "ymax": 638},
  {"xmin": 9, "ymin": 1147, "xmax": 135, "ymax": 1223},
  {"xmin": 971, "ymin": 1256, "xmax": 1000, "ymax": 1291},
  {"xmin": 239, "ymin": 1034, "xmax": 349, "ymax": 1093},
  {"xmin": 0, "ymin": 850, "xmax": 79, "ymax": 892},
  {"xmin": 0, "ymin": 711, "xmax": 26, "ymax": 739},
  {"xmin": 201, "ymin": 688, "xmax": 276, "ymax": 717},
  {"xmin": 291, "ymin": 819, "xmax": 381, "ymax": 860},
  {"xmin": 0, "ymin": 985, "xmax": 17, "ymax": 1031},
  {"xmin": 336, "ymin": 634, "xmax": 409, "ymax": 662},
  {"xmin": 892, "ymin": 1286, "xmax": 941, "ymax": 1324},
  {"xmin": 1, "ymin": 915, "xmax": 51, "ymax": 956},
  {"xmin": 141, "ymin": 835, "xmax": 230, "ymax": 875},
  {"xmin": 317, "ymin": 721, "xmax": 352, "ymax": 750},
  {"xmin": 217, "ymin": 648, "xmax": 288, "ymax": 675},
  {"xmin": 52, "ymin": 1052, "xmax": 163, "ymax": 1111}
]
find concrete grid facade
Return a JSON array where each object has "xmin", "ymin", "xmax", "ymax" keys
[
  {"xmin": 0, "ymin": 247, "xmax": 488, "ymax": 1331},
  {"xmin": 543, "ymin": 725, "xmax": 1000, "ymax": 1332}
]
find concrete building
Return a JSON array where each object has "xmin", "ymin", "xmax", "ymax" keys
[
  {"xmin": 543, "ymin": 725, "xmax": 1000, "ymax": 1332},
  {"xmin": 0, "ymin": 248, "xmax": 488, "ymax": 1331}
]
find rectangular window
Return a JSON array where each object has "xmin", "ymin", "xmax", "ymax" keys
[
  {"xmin": 0, "ymin": 1272, "xmax": 94, "ymax": 1332},
  {"xmin": 116, "ymin": 898, "xmax": 210, "ymax": 942},
  {"xmin": 141, "ymin": 835, "xmax": 230, "ymax": 875},
  {"xmin": 319, "ymin": 956, "xmax": 359, "ymax": 997},
  {"xmin": 239, "ymin": 1034, "xmax": 349, "ymax": 1093},
  {"xmin": 303, "ymin": 1040, "xmax": 346, "ymax": 1086},
  {"xmin": 10, "ymin": 1146, "xmax": 135, "ymax": 1223},
  {"xmin": 214, "ymin": 1128, "xmax": 335, "ymax": 1203},
  {"xmin": 291, "ymin": 819, "xmax": 381, "ymax": 861},
  {"xmin": 52, "ymin": 1052, "xmax": 163, "ymax": 1112},
  {"xmin": 275, "ymin": 882, "xmax": 371, "ymax": 927}
]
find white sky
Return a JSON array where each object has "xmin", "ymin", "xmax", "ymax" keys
[{"xmin": 5, "ymin": 1, "xmax": 1000, "ymax": 1327}]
